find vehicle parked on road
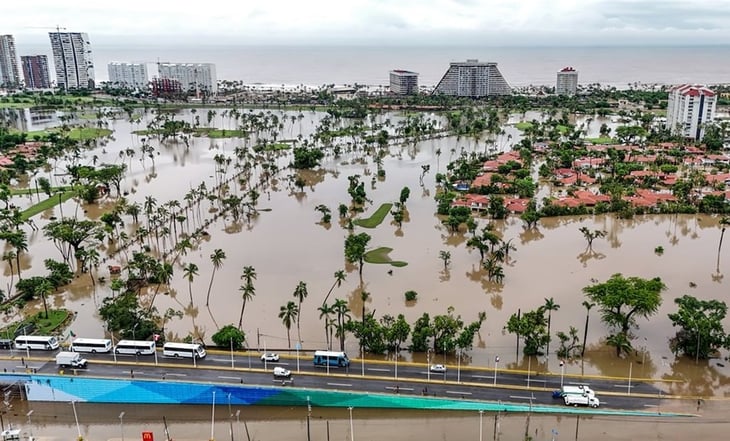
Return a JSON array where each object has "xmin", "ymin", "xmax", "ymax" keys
[
  {"xmin": 14, "ymin": 335, "xmax": 59, "ymax": 351},
  {"xmin": 430, "ymin": 364, "xmax": 447, "ymax": 373},
  {"xmin": 313, "ymin": 350, "xmax": 350, "ymax": 367},
  {"xmin": 56, "ymin": 351, "xmax": 88, "ymax": 369},
  {"xmin": 273, "ymin": 367, "xmax": 291, "ymax": 378},
  {"xmin": 114, "ymin": 340, "xmax": 156, "ymax": 356},
  {"xmin": 261, "ymin": 352, "xmax": 280, "ymax": 362},
  {"xmin": 560, "ymin": 385, "xmax": 596, "ymax": 397},
  {"xmin": 564, "ymin": 393, "xmax": 600, "ymax": 408},
  {"xmin": 71, "ymin": 338, "xmax": 112, "ymax": 353},
  {"xmin": 163, "ymin": 342, "xmax": 207, "ymax": 359}
]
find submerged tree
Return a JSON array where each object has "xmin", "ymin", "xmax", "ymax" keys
[
  {"xmin": 506, "ymin": 306, "xmax": 549, "ymax": 355},
  {"xmin": 668, "ymin": 295, "xmax": 730, "ymax": 360}
]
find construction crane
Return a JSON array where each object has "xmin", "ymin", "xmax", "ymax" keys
[{"xmin": 24, "ymin": 26, "xmax": 67, "ymax": 34}]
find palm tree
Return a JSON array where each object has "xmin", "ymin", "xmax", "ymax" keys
[
  {"xmin": 148, "ymin": 261, "xmax": 173, "ymax": 313},
  {"xmin": 279, "ymin": 301, "xmax": 299, "ymax": 348},
  {"xmin": 36, "ymin": 278, "xmax": 53, "ymax": 319},
  {"xmin": 544, "ymin": 297, "xmax": 560, "ymax": 358},
  {"xmin": 718, "ymin": 216, "xmax": 730, "ymax": 271},
  {"xmin": 581, "ymin": 301, "xmax": 595, "ymax": 357},
  {"xmin": 332, "ymin": 299, "xmax": 351, "ymax": 351},
  {"xmin": 318, "ymin": 302, "xmax": 335, "ymax": 349},
  {"xmin": 323, "ymin": 270, "xmax": 346, "ymax": 304},
  {"xmin": 183, "ymin": 263, "xmax": 199, "ymax": 306},
  {"xmin": 238, "ymin": 266, "xmax": 256, "ymax": 330},
  {"xmin": 205, "ymin": 249, "xmax": 226, "ymax": 306},
  {"xmin": 292, "ymin": 281, "xmax": 308, "ymax": 346}
]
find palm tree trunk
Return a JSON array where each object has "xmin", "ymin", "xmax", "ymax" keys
[
  {"xmin": 581, "ymin": 313, "xmax": 589, "ymax": 357},
  {"xmin": 238, "ymin": 299, "xmax": 247, "ymax": 330},
  {"xmin": 206, "ymin": 270, "xmax": 215, "ymax": 306},
  {"xmin": 546, "ymin": 313, "xmax": 552, "ymax": 357}
]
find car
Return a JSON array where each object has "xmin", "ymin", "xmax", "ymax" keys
[
  {"xmin": 0, "ymin": 339, "xmax": 13, "ymax": 350},
  {"xmin": 273, "ymin": 366, "xmax": 291, "ymax": 378},
  {"xmin": 430, "ymin": 364, "xmax": 447, "ymax": 373},
  {"xmin": 261, "ymin": 352, "xmax": 280, "ymax": 362}
]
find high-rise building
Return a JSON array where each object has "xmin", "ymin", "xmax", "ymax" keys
[
  {"xmin": 108, "ymin": 62, "xmax": 149, "ymax": 89},
  {"xmin": 21, "ymin": 55, "xmax": 51, "ymax": 89},
  {"xmin": 433, "ymin": 59, "xmax": 511, "ymax": 97},
  {"xmin": 556, "ymin": 67, "xmax": 578, "ymax": 95},
  {"xmin": 389, "ymin": 70, "xmax": 419, "ymax": 95},
  {"xmin": 158, "ymin": 63, "xmax": 217, "ymax": 95},
  {"xmin": 150, "ymin": 77, "xmax": 182, "ymax": 97},
  {"xmin": 0, "ymin": 35, "xmax": 21, "ymax": 88},
  {"xmin": 666, "ymin": 84, "xmax": 717, "ymax": 141},
  {"xmin": 49, "ymin": 31, "xmax": 95, "ymax": 90}
]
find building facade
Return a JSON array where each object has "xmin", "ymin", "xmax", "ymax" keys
[
  {"xmin": 556, "ymin": 67, "xmax": 578, "ymax": 95},
  {"xmin": 666, "ymin": 84, "xmax": 717, "ymax": 141},
  {"xmin": 0, "ymin": 35, "xmax": 21, "ymax": 88},
  {"xmin": 150, "ymin": 77, "xmax": 182, "ymax": 97},
  {"xmin": 49, "ymin": 32, "xmax": 95, "ymax": 90},
  {"xmin": 21, "ymin": 55, "xmax": 51, "ymax": 89},
  {"xmin": 158, "ymin": 63, "xmax": 217, "ymax": 95},
  {"xmin": 108, "ymin": 62, "xmax": 149, "ymax": 89},
  {"xmin": 433, "ymin": 59, "xmax": 511, "ymax": 97},
  {"xmin": 389, "ymin": 70, "xmax": 419, "ymax": 95}
]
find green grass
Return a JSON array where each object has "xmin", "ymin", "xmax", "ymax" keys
[
  {"xmin": 21, "ymin": 191, "xmax": 75, "ymax": 220},
  {"xmin": 0, "ymin": 101, "xmax": 33, "ymax": 109},
  {"xmin": 1, "ymin": 309, "xmax": 71, "ymax": 337},
  {"xmin": 197, "ymin": 128, "xmax": 247, "ymax": 138},
  {"xmin": 585, "ymin": 137, "xmax": 616, "ymax": 145},
  {"xmin": 15, "ymin": 127, "xmax": 112, "ymax": 141},
  {"xmin": 364, "ymin": 247, "xmax": 408, "ymax": 267},
  {"xmin": 353, "ymin": 203, "xmax": 393, "ymax": 228},
  {"xmin": 514, "ymin": 122, "xmax": 533, "ymax": 130}
]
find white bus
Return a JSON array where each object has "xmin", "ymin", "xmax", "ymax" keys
[
  {"xmin": 70, "ymin": 338, "xmax": 113, "ymax": 353},
  {"xmin": 313, "ymin": 350, "xmax": 350, "ymax": 367},
  {"xmin": 163, "ymin": 342, "xmax": 206, "ymax": 359},
  {"xmin": 114, "ymin": 340, "xmax": 156, "ymax": 356},
  {"xmin": 14, "ymin": 335, "xmax": 59, "ymax": 351}
]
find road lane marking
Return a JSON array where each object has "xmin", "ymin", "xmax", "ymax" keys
[
  {"xmin": 218, "ymin": 376, "xmax": 242, "ymax": 380},
  {"xmin": 368, "ymin": 368, "xmax": 390, "ymax": 372},
  {"xmin": 164, "ymin": 373, "xmax": 186, "ymax": 377},
  {"xmin": 471, "ymin": 375, "xmax": 493, "ymax": 379},
  {"xmin": 525, "ymin": 379, "xmax": 546, "ymax": 383},
  {"xmin": 327, "ymin": 383, "xmax": 352, "ymax": 387},
  {"xmin": 509, "ymin": 396, "xmax": 534, "ymax": 400},
  {"xmin": 385, "ymin": 386, "xmax": 414, "ymax": 391},
  {"xmin": 446, "ymin": 391, "xmax": 472, "ymax": 395}
]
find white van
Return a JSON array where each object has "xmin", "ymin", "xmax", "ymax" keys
[
  {"xmin": 163, "ymin": 342, "xmax": 206, "ymax": 359},
  {"xmin": 71, "ymin": 338, "xmax": 112, "ymax": 353},
  {"xmin": 114, "ymin": 340, "xmax": 156, "ymax": 355},
  {"xmin": 273, "ymin": 367, "xmax": 291, "ymax": 378},
  {"xmin": 14, "ymin": 335, "xmax": 59, "ymax": 351}
]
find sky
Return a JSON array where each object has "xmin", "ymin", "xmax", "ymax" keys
[{"xmin": 3, "ymin": 0, "xmax": 730, "ymax": 46}]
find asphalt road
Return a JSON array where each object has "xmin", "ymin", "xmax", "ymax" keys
[{"xmin": 0, "ymin": 349, "xmax": 668, "ymax": 411}]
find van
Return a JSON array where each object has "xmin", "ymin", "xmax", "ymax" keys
[
  {"xmin": 0, "ymin": 339, "xmax": 14, "ymax": 350},
  {"xmin": 273, "ymin": 367, "xmax": 292, "ymax": 379}
]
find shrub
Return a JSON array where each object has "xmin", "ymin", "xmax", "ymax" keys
[{"xmin": 405, "ymin": 290, "xmax": 418, "ymax": 301}]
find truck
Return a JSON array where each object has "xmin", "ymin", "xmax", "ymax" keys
[
  {"xmin": 560, "ymin": 385, "xmax": 596, "ymax": 397},
  {"xmin": 564, "ymin": 393, "xmax": 600, "ymax": 408},
  {"xmin": 56, "ymin": 351, "xmax": 88, "ymax": 369}
]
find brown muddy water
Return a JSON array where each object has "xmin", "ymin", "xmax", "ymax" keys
[{"xmin": 2, "ymin": 108, "xmax": 730, "ymax": 402}]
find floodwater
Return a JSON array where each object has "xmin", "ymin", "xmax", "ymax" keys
[{"xmin": 2, "ymin": 107, "xmax": 730, "ymax": 404}]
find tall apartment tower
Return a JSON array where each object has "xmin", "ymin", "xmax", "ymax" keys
[
  {"xmin": 556, "ymin": 67, "xmax": 578, "ymax": 95},
  {"xmin": 389, "ymin": 70, "xmax": 419, "ymax": 95},
  {"xmin": 0, "ymin": 35, "xmax": 21, "ymax": 88},
  {"xmin": 666, "ymin": 84, "xmax": 717, "ymax": 141},
  {"xmin": 49, "ymin": 31, "xmax": 95, "ymax": 90},
  {"xmin": 433, "ymin": 59, "xmax": 511, "ymax": 97},
  {"xmin": 108, "ymin": 62, "xmax": 149, "ymax": 89},
  {"xmin": 158, "ymin": 63, "xmax": 217, "ymax": 95},
  {"xmin": 21, "ymin": 55, "xmax": 51, "ymax": 89}
]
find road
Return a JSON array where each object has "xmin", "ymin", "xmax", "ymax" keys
[{"xmin": 0, "ymin": 349, "xmax": 669, "ymax": 412}]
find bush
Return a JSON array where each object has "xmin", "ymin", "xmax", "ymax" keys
[
  {"xmin": 211, "ymin": 325, "xmax": 246, "ymax": 350},
  {"xmin": 405, "ymin": 290, "xmax": 418, "ymax": 301}
]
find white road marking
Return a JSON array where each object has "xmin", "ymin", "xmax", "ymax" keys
[
  {"xmin": 164, "ymin": 373, "xmax": 186, "ymax": 377},
  {"xmin": 218, "ymin": 376, "xmax": 242, "ymax": 380},
  {"xmin": 446, "ymin": 390, "xmax": 472, "ymax": 395},
  {"xmin": 327, "ymin": 382, "xmax": 352, "ymax": 387},
  {"xmin": 385, "ymin": 386, "xmax": 414, "ymax": 391},
  {"xmin": 368, "ymin": 368, "xmax": 390, "ymax": 372},
  {"xmin": 471, "ymin": 375, "xmax": 493, "ymax": 379}
]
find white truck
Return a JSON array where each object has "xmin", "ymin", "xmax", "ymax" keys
[
  {"xmin": 561, "ymin": 385, "xmax": 596, "ymax": 397},
  {"xmin": 56, "ymin": 351, "xmax": 88, "ymax": 369},
  {"xmin": 564, "ymin": 393, "xmax": 600, "ymax": 408}
]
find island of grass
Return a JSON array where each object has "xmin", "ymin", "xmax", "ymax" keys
[
  {"xmin": 0, "ymin": 309, "xmax": 71, "ymax": 338},
  {"xmin": 364, "ymin": 247, "xmax": 408, "ymax": 267},
  {"xmin": 354, "ymin": 203, "xmax": 393, "ymax": 228},
  {"xmin": 16, "ymin": 127, "xmax": 113, "ymax": 141},
  {"xmin": 132, "ymin": 127, "xmax": 248, "ymax": 139}
]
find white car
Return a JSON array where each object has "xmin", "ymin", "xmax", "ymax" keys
[
  {"xmin": 261, "ymin": 352, "xmax": 280, "ymax": 362},
  {"xmin": 430, "ymin": 364, "xmax": 447, "ymax": 373}
]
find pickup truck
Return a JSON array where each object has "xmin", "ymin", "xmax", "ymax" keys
[
  {"xmin": 56, "ymin": 351, "xmax": 88, "ymax": 369},
  {"xmin": 564, "ymin": 394, "xmax": 600, "ymax": 408}
]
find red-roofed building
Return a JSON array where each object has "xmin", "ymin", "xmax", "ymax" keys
[
  {"xmin": 451, "ymin": 194, "xmax": 490, "ymax": 211},
  {"xmin": 666, "ymin": 84, "xmax": 717, "ymax": 140},
  {"xmin": 472, "ymin": 173, "xmax": 495, "ymax": 188},
  {"xmin": 573, "ymin": 157, "xmax": 606, "ymax": 169},
  {"xmin": 573, "ymin": 190, "xmax": 611, "ymax": 206},
  {"xmin": 504, "ymin": 197, "xmax": 530, "ymax": 213}
]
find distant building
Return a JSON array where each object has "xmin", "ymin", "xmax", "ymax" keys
[
  {"xmin": 0, "ymin": 35, "xmax": 21, "ymax": 88},
  {"xmin": 158, "ymin": 63, "xmax": 217, "ymax": 95},
  {"xmin": 556, "ymin": 67, "xmax": 578, "ymax": 96},
  {"xmin": 389, "ymin": 70, "xmax": 419, "ymax": 95},
  {"xmin": 666, "ymin": 84, "xmax": 717, "ymax": 141},
  {"xmin": 48, "ymin": 31, "xmax": 95, "ymax": 90},
  {"xmin": 150, "ymin": 77, "xmax": 182, "ymax": 97},
  {"xmin": 108, "ymin": 62, "xmax": 149, "ymax": 89},
  {"xmin": 433, "ymin": 59, "xmax": 510, "ymax": 97},
  {"xmin": 21, "ymin": 55, "xmax": 51, "ymax": 89}
]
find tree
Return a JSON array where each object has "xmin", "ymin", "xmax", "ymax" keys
[
  {"xmin": 318, "ymin": 302, "xmax": 335, "ymax": 350},
  {"xmin": 212, "ymin": 325, "xmax": 246, "ymax": 350},
  {"xmin": 439, "ymin": 250, "xmax": 451, "ymax": 270},
  {"xmin": 35, "ymin": 278, "xmax": 54, "ymax": 319},
  {"xmin": 581, "ymin": 301, "xmax": 595, "ymax": 357},
  {"xmin": 238, "ymin": 266, "xmax": 256, "ymax": 330},
  {"xmin": 205, "ymin": 248, "xmax": 226, "ymax": 306},
  {"xmin": 543, "ymin": 297, "xmax": 560, "ymax": 358},
  {"xmin": 668, "ymin": 295, "xmax": 730, "ymax": 360},
  {"xmin": 583, "ymin": 274, "xmax": 665, "ymax": 356},
  {"xmin": 579, "ymin": 227, "xmax": 606, "ymax": 251},
  {"xmin": 506, "ymin": 307, "xmax": 549, "ymax": 355},
  {"xmin": 718, "ymin": 216, "xmax": 730, "ymax": 271},
  {"xmin": 183, "ymin": 263, "xmax": 199, "ymax": 306},
  {"xmin": 556, "ymin": 326, "xmax": 581, "ymax": 359},
  {"xmin": 332, "ymin": 298, "xmax": 351, "ymax": 351},
  {"xmin": 399, "ymin": 187, "xmax": 411, "ymax": 205},
  {"xmin": 279, "ymin": 301, "xmax": 299, "ymax": 348},
  {"xmin": 293, "ymin": 281, "xmax": 308, "ymax": 345},
  {"xmin": 43, "ymin": 219, "xmax": 102, "ymax": 267},
  {"xmin": 344, "ymin": 232, "xmax": 371, "ymax": 280},
  {"xmin": 323, "ymin": 269, "xmax": 346, "ymax": 304}
]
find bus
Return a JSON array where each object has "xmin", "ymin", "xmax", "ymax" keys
[
  {"xmin": 70, "ymin": 338, "xmax": 112, "ymax": 353},
  {"xmin": 14, "ymin": 335, "xmax": 59, "ymax": 351},
  {"xmin": 114, "ymin": 340, "xmax": 156, "ymax": 356},
  {"xmin": 162, "ymin": 342, "xmax": 206, "ymax": 359},
  {"xmin": 313, "ymin": 350, "xmax": 350, "ymax": 367}
]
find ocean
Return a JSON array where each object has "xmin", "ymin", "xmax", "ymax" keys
[{"xmin": 14, "ymin": 43, "xmax": 730, "ymax": 88}]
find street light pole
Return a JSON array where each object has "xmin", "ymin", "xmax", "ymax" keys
[
  {"xmin": 456, "ymin": 346, "xmax": 461, "ymax": 383},
  {"xmin": 348, "ymin": 407, "xmax": 354, "ymax": 441},
  {"xmin": 210, "ymin": 390, "xmax": 216, "ymax": 441},
  {"xmin": 560, "ymin": 360, "xmax": 565, "ymax": 388},
  {"xmin": 71, "ymin": 401, "xmax": 82, "ymax": 440},
  {"xmin": 26, "ymin": 410, "xmax": 33, "ymax": 440},
  {"xmin": 479, "ymin": 410, "xmax": 484, "ymax": 441},
  {"xmin": 119, "ymin": 411, "xmax": 125, "ymax": 441},
  {"xmin": 394, "ymin": 344, "xmax": 399, "ymax": 380},
  {"xmin": 427, "ymin": 349, "xmax": 432, "ymax": 382},
  {"xmin": 493, "ymin": 356, "xmax": 500, "ymax": 386}
]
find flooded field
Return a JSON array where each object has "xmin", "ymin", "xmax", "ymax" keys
[{"xmin": 2, "ymin": 106, "xmax": 729, "ymax": 400}]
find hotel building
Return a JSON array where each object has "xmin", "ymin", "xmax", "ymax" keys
[
  {"xmin": 21, "ymin": 55, "xmax": 51, "ymax": 89},
  {"xmin": 0, "ymin": 35, "xmax": 21, "ymax": 88},
  {"xmin": 49, "ymin": 31, "xmax": 95, "ymax": 89},
  {"xmin": 433, "ymin": 59, "xmax": 511, "ymax": 97},
  {"xmin": 666, "ymin": 84, "xmax": 717, "ymax": 141},
  {"xmin": 389, "ymin": 70, "xmax": 419, "ymax": 95},
  {"xmin": 158, "ymin": 63, "xmax": 217, "ymax": 95},
  {"xmin": 556, "ymin": 67, "xmax": 578, "ymax": 95},
  {"xmin": 108, "ymin": 62, "xmax": 149, "ymax": 89}
]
